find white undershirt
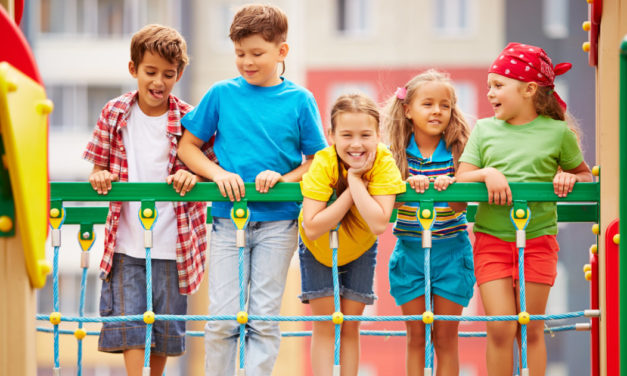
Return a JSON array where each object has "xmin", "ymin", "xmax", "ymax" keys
[{"xmin": 116, "ymin": 103, "xmax": 177, "ymax": 260}]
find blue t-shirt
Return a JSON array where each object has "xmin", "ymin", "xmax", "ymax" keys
[{"xmin": 182, "ymin": 76, "xmax": 327, "ymax": 221}]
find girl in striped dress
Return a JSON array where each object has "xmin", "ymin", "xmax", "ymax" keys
[{"xmin": 382, "ymin": 69, "xmax": 475, "ymax": 376}]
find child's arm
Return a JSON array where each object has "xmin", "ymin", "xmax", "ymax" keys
[
  {"xmin": 178, "ymin": 130, "xmax": 245, "ymax": 201},
  {"xmin": 456, "ymin": 162, "xmax": 512, "ymax": 205},
  {"xmin": 88, "ymin": 165, "xmax": 118, "ymax": 195},
  {"xmin": 347, "ymin": 152, "xmax": 396, "ymax": 235},
  {"xmin": 255, "ymin": 155, "xmax": 315, "ymax": 193},
  {"xmin": 554, "ymin": 161, "xmax": 592, "ymax": 197},
  {"xmin": 302, "ymin": 190, "xmax": 354, "ymax": 241}
]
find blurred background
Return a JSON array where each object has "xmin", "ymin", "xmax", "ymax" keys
[{"xmin": 25, "ymin": 0, "xmax": 597, "ymax": 375}]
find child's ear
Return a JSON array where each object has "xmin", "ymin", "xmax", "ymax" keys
[
  {"xmin": 128, "ymin": 61, "xmax": 137, "ymax": 78},
  {"xmin": 524, "ymin": 81, "xmax": 538, "ymax": 98},
  {"xmin": 278, "ymin": 42, "xmax": 289, "ymax": 61},
  {"xmin": 403, "ymin": 104, "xmax": 412, "ymax": 119}
]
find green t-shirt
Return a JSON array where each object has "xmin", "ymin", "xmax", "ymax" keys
[{"xmin": 459, "ymin": 116, "xmax": 584, "ymax": 241}]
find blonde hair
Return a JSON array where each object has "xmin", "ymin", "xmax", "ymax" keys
[
  {"xmin": 130, "ymin": 24, "xmax": 188, "ymax": 74},
  {"xmin": 382, "ymin": 69, "xmax": 470, "ymax": 178},
  {"xmin": 330, "ymin": 93, "xmax": 380, "ymax": 236}
]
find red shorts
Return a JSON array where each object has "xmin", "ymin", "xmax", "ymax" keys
[{"xmin": 473, "ymin": 232, "xmax": 559, "ymax": 286}]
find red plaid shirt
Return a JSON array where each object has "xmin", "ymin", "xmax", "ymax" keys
[{"xmin": 83, "ymin": 91, "xmax": 216, "ymax": 295}]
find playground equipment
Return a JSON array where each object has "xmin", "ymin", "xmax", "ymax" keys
[{"xmin": 1, "ymin": 0, "xmax": 627, "ymax": 375}]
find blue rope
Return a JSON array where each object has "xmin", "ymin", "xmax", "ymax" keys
[
  {"xmin": 144, "ymin": 246, "xmax": 153, "ymax": 369},
  {"xmin": 77, "ymin": 266, "xmax": 88, "ymax": 376},
  {"xmin": 424, "ymin": 246, "xmax": 433, "ymax": 371},
  {"xmin": 519, "ymin": 245, "xmax": 528, "ymax": 371},
  {"xmin": 53, "ymin": 245, "xmax": 60, "ymax": 370},
  {"xmin": 239, "ymin": 244, "xmax": 245, "ymax": 371},
  {"xmin": 332, "ymin": 241, "xmax": 341, "ymax": 367}
]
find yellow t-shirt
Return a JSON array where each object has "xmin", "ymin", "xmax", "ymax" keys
[{"xmin": 299, "ymin": 143, "xmax": 406, "ymax": 267}]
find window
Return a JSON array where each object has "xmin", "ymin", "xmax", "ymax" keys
[
  {"xmin": 543, "ymin": 0, "xmax": 569, "ymax": 39},
  {"xmin": 337, "ymin": 0, "xmax": 372, "ymax": 36},
  {"xmin": 326, "ymin": 82, "xmax": 377, "ymax": 128},
  {"xmin": 433, "ymin": 0, "xmax": 474, "ymax": 37},
  {"xmin": 36, "ymin": 0, "xmax": 181, "ymax": 37},
  {"xmin": 453, "ymin": 81, "xmax": 478, "ymax": 126}
]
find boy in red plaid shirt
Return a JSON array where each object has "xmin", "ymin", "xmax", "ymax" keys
[{"xmin": 82, "ymin": 24, "xmax": 215, "ymax": 376}]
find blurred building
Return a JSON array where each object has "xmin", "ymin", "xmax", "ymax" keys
[{"xmin": 24, "ymin": 0, "xmax": 595, "ymax": 375}]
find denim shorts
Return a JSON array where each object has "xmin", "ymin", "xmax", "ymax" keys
[
  {"xmin": 298, "ymin": 239, "xmax": 377, "ymax": 305},
  {"xmin": 389, "ymin": 234, "xmax": 475, "ymax": 307},
  {"xmin": 98, "ymin": 253, "xmax": 187, "ymax": 356}
]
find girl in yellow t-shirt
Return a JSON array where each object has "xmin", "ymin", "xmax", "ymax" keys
[{"xmin": 298, "ymin": 93, "xmax": 406, "ymax": 375}]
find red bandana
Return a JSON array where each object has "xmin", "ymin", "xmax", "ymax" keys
[{"xmin": 489, "ymin": 42, "xmax": 572, "ymax": 110}]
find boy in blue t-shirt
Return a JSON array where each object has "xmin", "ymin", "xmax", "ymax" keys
[{"xmin": 178, "ymin": 4, "xmax": 327, "ymax": 375}]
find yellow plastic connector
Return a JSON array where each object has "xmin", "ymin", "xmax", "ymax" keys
[
  {"xmin": 518, "ymin": 312, "xmax": 530, "ymax": 325},
  {"xmin": 591, "ymin": 224, "xmax": 599, "ymax": 235},
  {"xmin": 0, "ymin": 216, "xmax": 13, "ymax": 232},
  {"xmin": 590, "ymin": 244, "xmax": 598, "ymax": 254},
  {"xmin": 74, "ymin": 329, "xmax": 87, "ymax": 340},
  {"xmin": 235, "ymin": 208, "xmax": 246, "ymax": 218},
  {"xmin": 613, "ymin": 234, "xmax": 620, "ymax": 245},
  {"xmin": 582, "ymin": 21, "xmax": 591, "ymax": 32},
  {"xmin": 50, "ymin": 208, "xmax": 60, "ymax": 218},
  {"xmin": 582, "ymin": 42, "xmax": 591, "ymax": 52},
  {"xmin": 591, "ymin": 166, "xmax": 600, "ymax": 176},
  {"xmin": 421, "ymin": 209, "xmax": 431, "ymax": 219},
  {"xmin": 237, "ymin": 311, "xmax": 248, "ymax": 324},
  {"xmin": 422, "ymin": 311, "xmax": 434, "ymax": 324},
  {"xmin": 142, "ymin": 208, "xmax": 153, "ymax": 218},
  {"xmin": 143, "ymin": 311, "xmax": 155, "ymax": 324},
  {"xmin": 515, "ymin": 209, "xmax": 525, "ymax": 218},
  {"xmin": 585, "ymin": 270, "xmax": 592, "ymax": 281},
  {"xmin": 332, "ymin": 312, "xmax": 344, "ymax": 325},
  {"xmin": 583, "ymin": 264, "xmax": 591, "ymax": 273},
  {"xmin": 50, "ymin": 312, "xmax": 61, "ymax": 325}
]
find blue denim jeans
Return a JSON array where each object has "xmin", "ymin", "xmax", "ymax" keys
[
  {"xmin": 98, "ymin": 253, "xmax": 187, "ymax": 356},
  {"xmin": 205, "ymin": 217, "xmax": 298, "ymax": 376}
]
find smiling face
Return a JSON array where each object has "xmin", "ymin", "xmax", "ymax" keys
[
  {"xmin": 487, "ymin": 73, "xmax": 537, "ymax": 125},
  {"xmin": 234, "ymin": 34, "xmax": 288, "ymax": 87},
  {"xmin": 129, "ymin": 51, "xmax": 181, "ymax": 116},
  {"xmin": 404, "ymin": 81, "xmax": 453, "ymax": 142},
  {"xmin": 331, "ymin": 112, "xmax": 380, "ymax": 169}
]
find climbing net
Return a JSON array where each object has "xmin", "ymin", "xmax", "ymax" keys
[{"xmin": 37, "ymin": 181, "xmax": 600, "ymax": 376}]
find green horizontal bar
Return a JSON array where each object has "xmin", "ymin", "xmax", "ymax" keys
[
  {"xmin": 50, "ymin": 182, "xmax": 600, "ymax": 203},
  {"xmin": 60, "ymin": 203, "xmax": 597, "ymax": 225}
]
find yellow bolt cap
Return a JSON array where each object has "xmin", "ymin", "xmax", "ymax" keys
[
  {"xmin": 515, "ymin": 209, "xmax": 525, "ymax": 218},
  {"xmin": 582, "ymin": 21, "xmax": 591, "ymax": 32},
  {"xmin": 591, "ymin": 166, "xmax": 600, "ymax": 176},
  {"xmin": 142, "ymin": 208, "xmax": 153, "ymax": 218},
  {"xmin": 82, "ymin": 232, "xmax": 91, "ymax": 240},
  {"xmin": 143, "ymin": 311, "xmax": 155, "ymax": 324},
  {"xmin": 235, "ymin": 208, "xmax": 245, "ymax": 218},
  {"xmin": 518, "ymin": 312, "xmax": 530, "ymax": 325},
  {"xmin": 613, "ymin": 234, "xmax": 620, "ymax": 245},
  {"xmin": 332, "ymin": 312, "xmax": 344, "ymax": 325},
  {"xmin": 583, "ymin": 264, "xmax": 591, "ymax": 273},
  {"xmin": 591, "ymin": 224, "xmax": 599, "ymax": 235},
  {"xmin": 0, "ymin": 216, "xmax": 13, "ymax": 232},
  {"xmin": 582, "ymin": 41, "xmax": 591, "ymax": 52},
  {"xmin": 74, "ymin": 329, "xmax": 87, "ymax": 340},
  {"xmin": 590, "ymin": 244, "xmax": 598, "ymax": 254},
  {"xmin": 50, "ymin": 312, "xmax": 62, "ymax": 325},
  {"xmin": 585, "ymin": 270, "xmax": 592, "ymax": 281},
  {"xmin": 237, "ymin": 311, "xmax": 248, "ymax": 324},
  {"xmin": 36, "ymin": 99, "xmax": 54, "ymax": 115},
  {"xmin": 587, "ymin": 0, "xmax": 593, "ymax": 3},
  {"xmin": 50, "ymin": 208, "xmax": 60, "ymax": 218},
  {"xmin": 422, "ymin": 311, "xmax": 434, "ymax": 324},
  {"xmin": 421, "ymin": 209, "xmax": 431, "ymax": 219}
]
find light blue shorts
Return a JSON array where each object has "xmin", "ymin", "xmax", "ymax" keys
[{"xmin": 389, "ymin": 234, "xmax": 475, "ymax": 307}]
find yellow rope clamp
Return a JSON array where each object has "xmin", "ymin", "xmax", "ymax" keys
[
  {"xmin": 139, "ymin": 201, "xmax": 157, "ymax": 248},
  {"xmin": 49, "ymin": 203, "xmax": 66, "ymax": 247},
  {"xmin": 417, "ymin": 201, "xmax": 436, "ymax": 249},
  {"xmin": 332, "ymin": 312, "xmax": 344, "ymax": 325},
  {"xmin": 237, "ymin": 311, "xmax": 249, "ymax": 324},
  {"xmin": 422, "ymin": 311, "xmax": 434, "ymax": 324},
  {"xmin": 510, "ymin": 202, "xmax": 531, "ymax": 249},
  {"xmin": 231, "ymin": 201, "xmax": 250, "ymax": 248}
]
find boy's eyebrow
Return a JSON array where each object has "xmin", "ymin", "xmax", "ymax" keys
[{"xmin": 142, "ymin": 64, "xmax": 177, "ymax": 73}]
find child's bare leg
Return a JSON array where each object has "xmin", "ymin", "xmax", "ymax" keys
[
  {"xmin": 432, "ymin": 295, "xmax": 463, "ymax": 376},
  {"xmin": 516, "ymin": 281, "xmax": 551, "ymax": 376},
  {"xmin": 310, "ymin": 296, "xmax": 336, "ymax": 376},
  {"xmin": 401, "ymin": 297, "xmax": 426, "ymax": 376},
  {"xmin": 339, "ymin": 298, "xmax": 366, "ymax": 376},
  {"xmin": 479, "ymin": 278, "xmax": 518, "ymax": 376},
  {"xmin": 123, "ymin": 349, "xmax": 167, "ymax": 376}
]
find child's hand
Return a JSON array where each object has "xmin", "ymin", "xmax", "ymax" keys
[
  {"xmin": 255, "ymin": 170, "xmax": 282, "ymax": 193},
  {"xmin": 167, "ymin": 170, "xmax": 198, "ymax": 196},
  {"xmin": 433, "ymin": 176, "xmax": 455, "ymax": 191},
  {"xmin": 89, "ymin": 170, "xmax": 118, "ymax": 195},
  {"xmin": 407, "ymin": 175, "xmax": 430, "ymax": 193},
  {"xmin": 348, "ymin": 152, "xmax": 376, "ymax": 178},
  {"xmin": 553, "ymin": 171, "xmax": 577, "ymax": 198},
  {"xmin": 213, "ymin": 171, "xmax": 245, "ymax": 201},
  {"xmin": 484, "ymin": 167, "xmax": 511, "ymax": 205}
]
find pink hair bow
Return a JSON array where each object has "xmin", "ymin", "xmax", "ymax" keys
[{"xmin": 395, "ymin": 87, "xmax": 407, "ymax": 100}]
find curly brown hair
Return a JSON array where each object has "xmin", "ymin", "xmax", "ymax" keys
[{"xmin": 130, "ymin": 24, "xmax": 188, "ymax": 74}]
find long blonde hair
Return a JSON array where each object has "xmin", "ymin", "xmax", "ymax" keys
[
  {"xmin": 330, "ymin": 93, "xmax": 380, "ymax": 236},
  {"xmin": 382, "ymin": 69, "xmax": 470, "ymax": 178}
]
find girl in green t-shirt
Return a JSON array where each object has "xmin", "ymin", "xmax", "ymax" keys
[{"xmin": 456, "ymin": 43, "xmax": 592, "ymax": 375}]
